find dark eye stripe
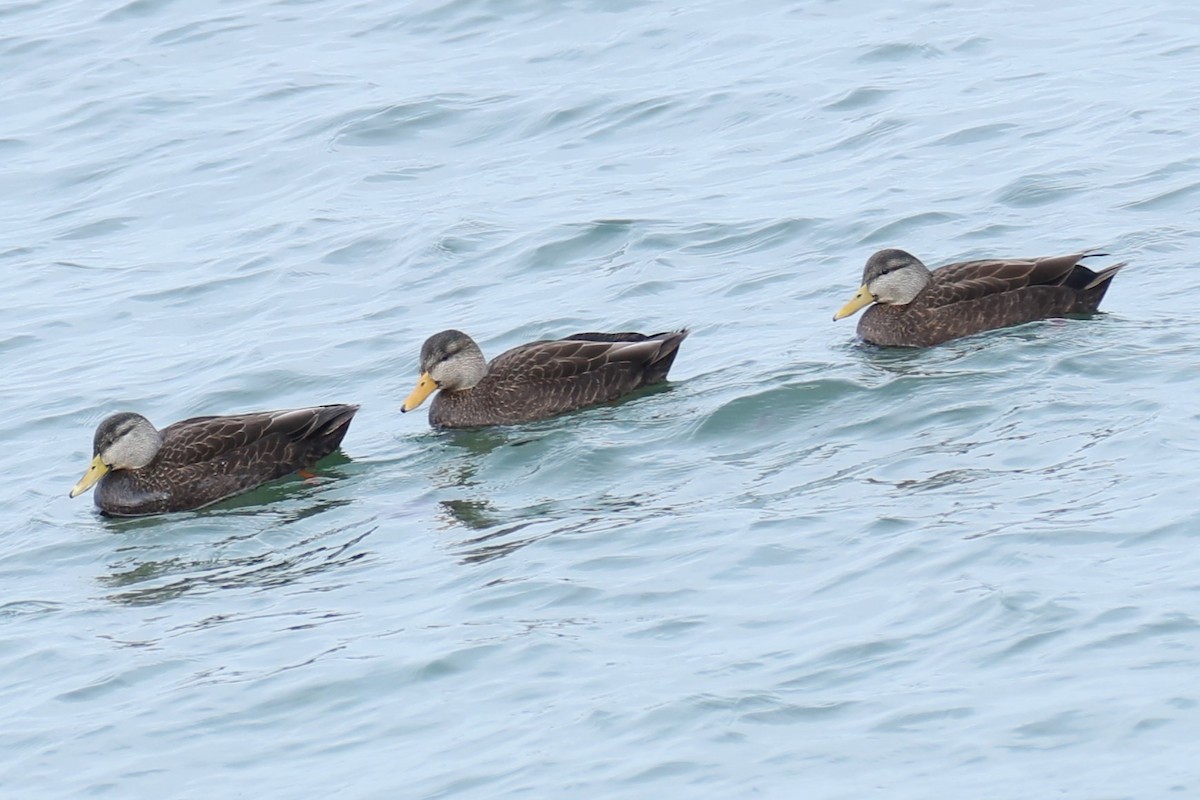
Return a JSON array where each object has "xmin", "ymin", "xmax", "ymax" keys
[{"xmin": 101, "ymin": 422, "xmax": 140, "ymax": 450}]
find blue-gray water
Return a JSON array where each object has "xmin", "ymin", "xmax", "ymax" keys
[{"xmin": 3, "ymin": 0, "xmax": 1199, "ymax": 797}]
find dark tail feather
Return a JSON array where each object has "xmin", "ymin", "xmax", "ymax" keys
[
  {"xmin": 309, "ymin": 404, "xmax": 359, "ymax": 442},
  {"xmin": 294, "ymin": 407, "xmax": 357, "ymax": 443},
  {"xmin": 295, "ymin": 404, "xmax": 358, "ymax": 467},
  {"xmin": 644, "ymin": 329, "xmax": 689, "ymax": 384},
  {"xmin": 1083, "ymin": 262, "xmax": 1125, "ymax": 291},
  {"xmin": 1075, "ymin": 262, "xmax": 1125, "ymax": 311}
]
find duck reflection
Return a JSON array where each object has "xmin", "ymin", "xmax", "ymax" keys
[
  {"xmin": 97, "ymin": 463, "xmax": 371, "ymax": 606},
  {"xmin": 437, "ymin": 491, "xmax": 646, "ymax": 565},
  {"xmin": 425, "ymin": 426, "xmax": 581, "ymax": 563}
]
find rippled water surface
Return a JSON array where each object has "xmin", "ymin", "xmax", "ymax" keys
[{"xmin": 4, "ymin": 0, "xmax": 1200, "ymax": 797}]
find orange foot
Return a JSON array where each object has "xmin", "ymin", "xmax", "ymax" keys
[{"xmin": 298, "ymin": 468, "xmax": 317, "ymax": 481}]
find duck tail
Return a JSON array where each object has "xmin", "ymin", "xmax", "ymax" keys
[
  {"xmin": 1083, "ymin": 262, "xmax": 1125, "ymax": 291},
  {"xmin": 644, "ymin": 329, "xmax": 689, "ymax": 382},
  {"xmin": 1072, "ymin": 261, "xmax": 1125, "ymax": 312},
  {"xmin": 311, "ymin": 404, "xmax": 358, "ymax": 437}
]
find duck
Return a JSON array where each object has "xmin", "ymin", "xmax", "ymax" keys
[
  {"xmin": 69, "ymin": 404, "xmax": 358, "ymax": 516},
  {"xmin": 833, "ymin": 248, "xmax": 1125, "ymax": 347},
  {"xmin": 835, "ymin": 247, "xmax": 1123, "ymax": 347},
  {"xmin": 401, "ymin": 328, "xmax": 689, "ymax": 428}
]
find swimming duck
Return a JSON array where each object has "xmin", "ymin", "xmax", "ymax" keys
[
  {"xmin": 401, "ymin": 329, "xmax": 689, "ymax": 428},
  {"xmin": 69, "ymin": 404, "xmax": 358, "ymax": 516},
  {"xmin": 833, "ymin": 248, "xmax": 1125, "ymax": 347}
]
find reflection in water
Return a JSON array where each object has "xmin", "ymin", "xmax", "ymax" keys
[
  {"xmin": 441, "ymin": 495, "xmax": 649, "ymax": 565},
  {"xmin": 852, "ymin": 340, "xmax": 928, "ymax": 373},
  {"xmin": 100, "ymin": 517, "xmax": 375, "ymax": 606},
  {"xmin": 847, "ymin": 338, "xmax": 986, "ymax": 385},
  {"xmin": 443, "ymin": 428, "xmax": 529, "ymax": 455},
  {"xmin": 434, "ymin": 496, "xmax": 554, "ymax": 565},
  {"xmin": 422, "ymin": 420, "xmax": 672, "ymax": 564},
  {"xmin": 96, "ymin": 463, "xmax": 373, "ymax": 605},
  {"xmin": 424, "ymin": 427, "xmax": 525, "ymax": 492},
  {"xmin": 425, "ymin": 428, "xmax": 554, "ymax": 563},
  {"xmin": 454, "ymin": 520, "xmax": 543, "ymax": 565},
  {"xmin": 437, "ymin": 498, "xmax": 501, "ymax": 530},
  {"xmin": 847, "ymin": 322, "xmax": 1072, "ymax": 379}
]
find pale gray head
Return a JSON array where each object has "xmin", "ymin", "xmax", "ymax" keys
[
  {"xmin": 834, "ymin": 248, "xmax": 935, "ymax": 321},
  {"xmin": 69, "ymin": 412, "xmax": 164, "ymax": 499},
  {"xmin": 861, "ymin": 248, "xmax": 932, "ymax": 306},
  {"xmin": 93, "ymin": 412, "xmax": 164, "ymax": 469},
  {"xmin": 419, "ymin": 329, "xmax": 488, "ymax": 391}
]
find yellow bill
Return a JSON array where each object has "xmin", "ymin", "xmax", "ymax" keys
[
  {"xmin": 70, "ymin": 455, "xmax": 109, "ymax": 498},
  {"xmin": 401, "ymin": 372, "xmax": 439, "ymax": 412},
  {"xmin": 833, "ymin": 284, "xmax": 875, "ymax": 321}
]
